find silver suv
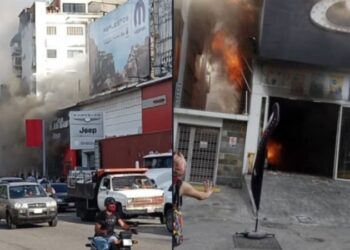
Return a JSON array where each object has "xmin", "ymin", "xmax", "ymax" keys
[{"xmin": 0, "ymin": 182, "xmax": 58, "ymax": 229}]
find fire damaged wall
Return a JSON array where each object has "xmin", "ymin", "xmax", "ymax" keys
[{"xmin": 217, "ymin": 120, "xmax": 247, "ymax": 187}]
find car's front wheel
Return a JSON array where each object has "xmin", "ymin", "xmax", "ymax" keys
[
  {"xmin": 48, "ymin": 216, "xmax": 58, "ymax": 227},
  {"xmin": 6, "ymin": 213, "xmax": 16, "ymax": 229}
]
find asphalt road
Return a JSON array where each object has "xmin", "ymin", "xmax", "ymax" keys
[{"xmin": 0, "ymin": 210, "xmax": 171, "ymax": 250}]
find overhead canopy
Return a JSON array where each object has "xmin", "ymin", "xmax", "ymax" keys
[{"xmin": 259, "ymin": 0, "xmax": 350, "ymax": 70}]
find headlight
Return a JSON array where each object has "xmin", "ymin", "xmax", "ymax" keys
[
  {"xmin": 127, "ymin": 198, "xmax": 133, "ymax": 204},
  {"xmin": 46, "ymin": 200, "xmax": 57, "ymax": 207},
  {"xmin": 14, "ymin": 202, "xmax": 28, "ymax": 209}
]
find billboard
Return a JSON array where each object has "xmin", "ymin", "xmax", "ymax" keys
[
  {"xmin": 69, "ymin": 111, "xmax": 104, "ymax": 150},
  {"xmin": 89, "ymin": 0, "xmax": 150, "ymax": 95},
  {"xmin": 259, "ymin": 0, "xmax": 350, "ymax": 69}
]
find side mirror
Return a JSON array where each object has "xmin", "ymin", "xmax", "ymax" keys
[{"xmin": 100, "ymin": 186, "xmax": 107, "ymax": 191}]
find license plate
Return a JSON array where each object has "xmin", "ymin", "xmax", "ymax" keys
[
  {"xmin": 123, "ymin": 239, "xmax": 132, "ymax": 246},
  {"xmin": 68, "ymin": 202, "xmax": 75, "ymax": 207},
  {"xmin": 33, "ymin": 208, "xmax": 43, "ymax": 214}
]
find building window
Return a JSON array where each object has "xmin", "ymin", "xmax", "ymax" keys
[
  {"xmin": 62, "ymin": 3, "xmax": 86, "ymax": 13},
  {"xmin": 47, "ymin": 49, "xmax": 57, "ymax": 58},
  {"xmin": 67, "ymin": 50, "xmax": 83, "ymax": 58},
  {"xmin": 67, "ymin": 26, "xmax": 84, "ymax": 36},
  {"xmin": 47, "ymin": 26, "xmax": 56, "ymax": 35}
]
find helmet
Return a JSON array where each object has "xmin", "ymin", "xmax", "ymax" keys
[{"xmin": 104, "ymin": 197, "xmax": 116, "ymax": 207}]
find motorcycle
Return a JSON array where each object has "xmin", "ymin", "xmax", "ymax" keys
[{"xmin": 86, "ymin": 230, "xmax": 138, "ymax": 250}]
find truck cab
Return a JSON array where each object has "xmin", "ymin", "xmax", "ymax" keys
[
  {"xmin": 143, "ymin": 152, "xmax": 172, "ymax": 169},
  {"xmin": 97, "ymin": 173, "xmax": 164, "ymax": 218},
  {"xmin": 67, "ymin": 168, "xmax": 165, "ymax": 221}
]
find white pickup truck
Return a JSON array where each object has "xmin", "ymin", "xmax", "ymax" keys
[
  {"xmin": 67, "ymin": 168, "xmax": 165, "ymax": 221},
  {"xmin": 97, "ymin": 173, "xmax": 164, "ymax": 218}
]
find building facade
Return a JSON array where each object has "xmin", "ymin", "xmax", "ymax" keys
[
  {"xmin": 46, "ymin": 0, "xmax": 172, "ymax": 176},
  {"xmin": 174, "ymin": 0, "xmax": 350, "ymax": 185},
  {"xmin": 174, "ymin": 0, "xmax": 257, "ymax": 186},
  {"xmin": 11, "ymin": 0, "xmax": 101, "ymax": 98}
]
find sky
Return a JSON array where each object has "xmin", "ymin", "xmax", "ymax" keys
[{"xmin": 0, "ymin": 0, "xmax": 34, "ymax": 84}]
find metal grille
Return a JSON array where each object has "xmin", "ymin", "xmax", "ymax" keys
[
  {"xmin": 233, "ymin": 236, "xmax": 282, "ymax": 249},
  {"xmin": 177, "ymin": 125, "xmax": 191, "ymax": 159},
  {"xmin": 28, "ymin": 203, "xmax": 46, "ymax": 208},
  {"xmin": 177, "ymin": 124, "xmax": 219, "ymax": 183},
  {"xmin": 190, "ymin": 127, "xmax": 219, "ymax": 183},
  {"xmin": 151, "ymin": 0, "xmax": 172, "ymax": 77}
]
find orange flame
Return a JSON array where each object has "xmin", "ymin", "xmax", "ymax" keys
[
  {"xmin": 211, "ymin": 30, "xmax": 244, "ymax": 90},
  {"xmin": 267, "ymin": 140, "xmax": 282, "ymax": 166}
]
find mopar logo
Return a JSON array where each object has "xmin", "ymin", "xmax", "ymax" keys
[{"xmin": 134, "ymin": 0, "xmax": 146, "ymax": 26}]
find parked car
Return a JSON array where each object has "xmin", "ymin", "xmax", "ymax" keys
[
  {"xmin": 143, "ymin": 152, "xmax": 172, "ymax": 169},
  {"xmin": 51, "ymin": 183, "xmax": 75, "ymax": 211},
  {"xmin": 0, "ymin": 182, "xmax": 58, "ymax": 229},
  {"xmin": 0, "ymin": 177, "xmax": 24, "ymax": 183},
  {"xmin": 146, "ymin": 168, "xmax": 172, "ymax": 232}
]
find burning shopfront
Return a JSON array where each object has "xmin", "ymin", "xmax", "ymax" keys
[
  {"xmin": 245, "ymin": 0, "xmax": 350, "ymax": 180},
  {"xmin": 175, "ymin": 0, "xmax": 350, "ymax": 185}
]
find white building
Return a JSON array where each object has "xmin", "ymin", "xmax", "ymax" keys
[{"xmin": 12, "ymin": 0, "xmax": 104, "ymax": 99}]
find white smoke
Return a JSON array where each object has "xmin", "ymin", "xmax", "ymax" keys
[{"xmin": 0, "ymin": 1, "xmax": 90, "ymax": 176}]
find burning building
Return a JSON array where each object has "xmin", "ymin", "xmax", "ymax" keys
[
  {"xmin": 245, "ymin": 0, "xmax": 350, "ymax": 180},
  {"xmin": 174, "ymin": 0, "xmax": 259, "ymax": 186},
  {"xmin": 175, "ymin": 0, "xmax": 350, "ymax": 185}
]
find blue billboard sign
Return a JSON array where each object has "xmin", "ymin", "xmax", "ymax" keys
[{"xmin": 89, "ymin": 0, "xmax": 150, "ymax": 94}]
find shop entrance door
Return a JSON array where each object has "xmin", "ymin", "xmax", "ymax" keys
[{"xmin": 177, "ymin": 124, "xmax": 220, "ymax": 184}]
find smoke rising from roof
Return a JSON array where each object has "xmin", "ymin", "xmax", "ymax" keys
[
  {"xmin": 0, "ymin": 57, "xmax": 89, "ymax": 176},
  {"xmin": 0, "ymin": 1, "xmax": 33, "ymax": 84},
  {"xmin": 0, "ymin": 1, "xmax": 90, "ymax": 176}
]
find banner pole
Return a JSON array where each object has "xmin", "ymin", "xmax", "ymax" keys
[{"xmin": 42, "ymin": 120, "xmax": 46, "ymax": 178}]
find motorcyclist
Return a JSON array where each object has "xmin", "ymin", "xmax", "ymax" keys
[{"xmin": 93, "ymin": 197, "xmax": 136, "ymax": 250}]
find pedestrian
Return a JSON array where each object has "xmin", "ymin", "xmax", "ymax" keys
[
  {"xmin": 173, "ymin": 151, "xmax": 213, "ymax": 247},
  {"xmin": 26, "ymin": 172, "xmax": 36, "ymax": 182},
  {"xmin": 46, "ymin": 183, "xmax": 56, "ymax": 198},
  {"xmin": 173, "ymin": 151, "xmax": 213, "ymax": 199}
]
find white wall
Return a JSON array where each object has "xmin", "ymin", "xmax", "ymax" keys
[
  {"xmin": 19, "ymin": 1, "xmax": 100, "ymax": 98},
  {"xmin": 81, "ymin": 90, "xmax": 142, "ymax": 137},
  {"xmin": 21, "ymin": 21, "xmax": 35, "ymax": 92}
]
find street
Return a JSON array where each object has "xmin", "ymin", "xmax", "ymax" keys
[
  {"xmin": 177, "ymin": 172, "xmax": 350, "ymax": 250},
  {"xmin": 0, "ymin": 210, "xmax": 171, "ymax": 250}
]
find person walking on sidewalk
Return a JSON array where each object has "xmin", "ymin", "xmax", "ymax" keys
[{"xmin": 173, "ymin": 151, "xmax": 213, "ymax": 247}]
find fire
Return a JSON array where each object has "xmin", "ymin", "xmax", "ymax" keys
[
  {"xmin": 211, "ymin": 30, "xmax": 244, "ymax": 90},
  {"xmin": 267, "ymin": 140, "xmax": 282, "ymax": 166}
]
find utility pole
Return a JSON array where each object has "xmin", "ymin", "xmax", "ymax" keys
[{"xmin": 42, "ymin": 120, "xmax": 46, "ymax": 177}]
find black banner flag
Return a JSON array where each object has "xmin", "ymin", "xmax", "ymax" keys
[{"xmin": 251, "ymin": 103, "xmax": 280, "ymax": 211}]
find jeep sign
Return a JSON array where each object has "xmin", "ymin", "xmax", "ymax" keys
[{"xmin": 69, "ymin": 111, "xmax": 104, "ymax": 150}]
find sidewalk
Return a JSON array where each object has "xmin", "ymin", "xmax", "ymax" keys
[{"xmin": 176, "ymin": 172, "xmax": 350, "ymax": 250}]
